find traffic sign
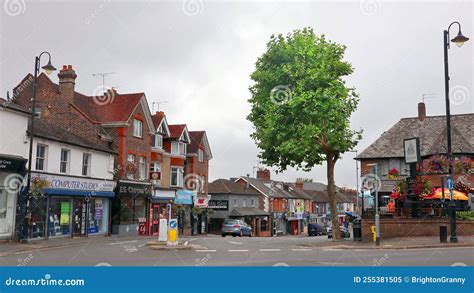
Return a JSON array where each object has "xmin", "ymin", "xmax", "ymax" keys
[
  {"xmin": 169, "ymin": 219, "xmax": 177, "ymax": 229},
  {"xmin": 446, "ymin": 176, "xmax": 453, "ymax": 190}
]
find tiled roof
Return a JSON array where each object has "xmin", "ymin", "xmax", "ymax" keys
[
  {"xmin": 229, "ymin": 207, "xmax": 270, "ymax": 217},
  {"xmin": 357, "ymin": 114, "xmax": 474, "ymax": 159},
  {"xmin": 187, "ymin": 131, "xmax": 205, "ymax": 153},
  {"xmin": 151, "ymin": 112, "xmax": 165, "ymax": 129},
  {"xmin": 168, "ymin": 124, "xmax": 186, "ymax": 139},
  {"xmin": 208, "ymin": 179, "xmax": 260, "ymax": 196},
  {"xmin": 0, "ymin": 98, "xmax": 30, "ymax": 114}
]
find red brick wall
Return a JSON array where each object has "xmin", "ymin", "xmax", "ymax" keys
[
  {"xmin": 361, "ymin": 218, "xmax": 474, "ymax": 241},
  {"xmin": 185, "ymin": 145, "xmax": 209, "ymax": 194}
]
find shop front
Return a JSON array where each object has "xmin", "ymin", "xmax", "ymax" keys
[
  {"xmin": 271, "ymin": 212, "xmax": 286, "ymax": 236},
  {"xmin": 147, "ymin": 188, "xmax": 175, "ymax": 236},
  {"xmin": 111, "ymin": 180, "xmax": 151, "ymax": 236},
  {"xmin": 0, "ymin": 155, "xmax": 27, "ymax": 239},
  {"xmin": 174, "ymin": 189, "xmax": 193, "ymax": 236},
  {"xmin": 229, "ymin": 207, "xmax": 271, "ymax": 237},
  {"xmin": 192, "ymin": 193, "xmax": 210, "ymax": 235},
  {"xmin": 28, "ymin": 173, "xmax": 115, "ymax": 240}
]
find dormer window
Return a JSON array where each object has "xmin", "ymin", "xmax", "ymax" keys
[
  {"xmin": 171, "ymin": 141, "xmax": 187, "ymax": 155},
  {"xmin": 153, "ymin": 134, "xmax": 163, "ymax": 149}
]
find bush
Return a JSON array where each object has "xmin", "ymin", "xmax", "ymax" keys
[{"xmin": 457, "ymin": 211, "xmax": 474, "ymax": 221}]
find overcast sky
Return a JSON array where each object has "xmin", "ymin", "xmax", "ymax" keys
[{"xmin": 1, "ymin": 0, "xmax": 473, "ymax": 188}]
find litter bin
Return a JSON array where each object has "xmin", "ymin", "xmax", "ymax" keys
[
  {"xmin": 353, "ymin": 219, "xmax": 362, "ymax": 241},
  {"xmin": 440, "ymin": 225, "xmax": 447, "ymax": 243}
]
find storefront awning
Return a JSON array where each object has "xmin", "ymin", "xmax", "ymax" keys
[
  {"xmin": 43, "ymin": 188, "xmax": 115, "ymax": 198},
  {"xmin": 175, "ymin": 189, "xmax": 194, "ymax": 205},
  {"xmin": 229, "ymin": 207, "xmax": 270, "ymax": 217},
  {"xmin": 423, "ymin": 188, "xmax": 468, "ymax": 201}
]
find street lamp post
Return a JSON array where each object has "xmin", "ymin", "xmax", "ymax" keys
[
  {"xmin": 18, "ymin": 52, "xmax": 56, "ymax": 242},
  {"xmin": 349, "ymin": 150, "xmax": 360, "ymax": 215},
  {"xmin": 443, "ymin": 21, "xmax": 469, "ymax": 244},
  {"xmin": 367, "ymin": 163, "xmax": 380, "ymax": 246}
]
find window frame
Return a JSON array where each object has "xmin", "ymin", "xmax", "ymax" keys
[
  {"xmin": 82, "ymin": 153, "xmax": 91, "ymax": 176},
  {"xmin": 35, "ymin": 144, "xmax": 47, "ymax": 171},
  {"xmin": 198, "ymin": 149, "xmax": 204, "ymax": 163},
  {"xmin": 133, "ymin": 119, "xmax": 143, "ymax": 138},
  {"xmin": 170, "ymin": 167, "xmax": 183, "ymax": 187},
  {"xmin": 152, "ymin": 134, "xmax": 163, "ymax": 149},
  {"xmin": 59, "ymin": 149, "xmax": 70, "ymax": 174},
  {"xmin": 138, "ymin": 156, "xmax": 147, "ymax": 180}
]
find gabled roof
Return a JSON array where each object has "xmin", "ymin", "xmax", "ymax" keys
[
  {"xmin": 357, "ymin": 114, "xmax": 474, "ymax": 159},
  {"xmin": 229, "ymin": 207, "xmax": 270, "ymax": 217},
  {"xmin": 168, "ymin": 124, "xmax": 190, "ymax": 143},
  {"xmin": 285, "ymin": 183, "xmax": 313, "ymax": 200},
  {"xmin": 0, "ymin": 98, "xmax": 30, "ymax": 115},
  {"xmin": 188, "ymin": 130, "xmax": 213, "ymax": 159},
  {"xmin": 208, "ymin": 179, "xmax": 260, "ymax": 196},
  {"xmin": 151, "ymin": 111, "xmax": 170, "ymax": 136}
]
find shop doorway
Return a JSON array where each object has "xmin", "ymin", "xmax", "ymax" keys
[
  {"xmin": 72, "ymin": 199, "xmax": 87, "ymax": 237},
  {"xmin": 149, "ymin": 203, "xmax": 160, "ymax": 236}
]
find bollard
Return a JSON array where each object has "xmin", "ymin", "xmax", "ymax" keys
[
  {"xmin": 370, "ymin": 225, "xmax": 376, "ymax": 242},
  {"xmin": 439, "ymin": 225, "xmax": 447, "ymax": 243}
]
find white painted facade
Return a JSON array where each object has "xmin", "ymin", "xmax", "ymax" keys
[{"xmin": 0, "ymin": 106, "xmax": 29, "ymax": 239}]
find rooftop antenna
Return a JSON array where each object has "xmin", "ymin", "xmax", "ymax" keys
[
  {"xmin": 152, "ymin": 101, "xmax": 168, "ymax": 112},
  {"xmin": 422, "ymin": 93, "xmax": 436, "ymax": 103},
  {"xmin": 92, "ymin": 72, "xmax": 116, "ymax": 93}
]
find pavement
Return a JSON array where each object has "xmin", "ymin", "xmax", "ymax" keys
[{"xmin": 0, "ymin": 233, "xmax": 473, "ymax": 266}]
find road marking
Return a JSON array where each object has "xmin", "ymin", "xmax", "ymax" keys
[
  {"xmin": 195, "ymin": 250, "xmax": 217, "ymax": 252},
  {"xmin": 228, "ymin": 241, "xmax": 242, "ymax": 245},
  {"xmin": 137, "ymin": 243, "xmax": 147, "ymax": 248},
  {"xmin": 228, "ymin": 249, "xmax": 249, "ymax": 252},
  {"xmin": 291, "ymin": 248, "xmax": 312, "ymax": 251},
  {"xmin": 107, "ymin": 240, "xmax": 138, "ymax": 246},
  {"xmin": 184, "ymin": 241, "xmax": 188, "ymax": 246},
  {"xmin": 317, "ymin": 261, "xmax": 345, "ymax": 265},
  {"xmin": 260, "ymin": 249, "xmax": 281, "ymax": 252}
]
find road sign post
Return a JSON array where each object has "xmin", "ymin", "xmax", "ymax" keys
[{"xmin": 167, "ymin": 219, "xmax": 178, "ymax": 247}]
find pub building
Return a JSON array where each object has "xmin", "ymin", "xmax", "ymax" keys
[
  {"xmin": 111, "ymin": 180, "xmax": 152, "ymax": 235},
  {"xmin": 28, "ymin": 173, "xmax": 116, "ymax": 239}
]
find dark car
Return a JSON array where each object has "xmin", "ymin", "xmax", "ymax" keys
[
  {"xmin": 308, "ymin": 223, "xmax": 324, "ymax": 236},
  {"xmin": 221, "ymin": 219, "xmax": 252, "ymax": 237}
]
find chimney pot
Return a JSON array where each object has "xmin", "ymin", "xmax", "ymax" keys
[
  {"xmin": 418, "ymin": 102, "xmax": 426, "ymax": 122},
  {"xmin": 58, "ymin": 64, "xmax": 77, "ymax": 104},
  {"xmin": 256, "ymin": 168, "xmax": 271, "ymax": 181}
]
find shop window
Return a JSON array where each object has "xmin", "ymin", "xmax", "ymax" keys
[
  {"xmin": 29, "ymin": 197, "xmax": 46, "ymax": 239},
  {"xmin": 133, "ymin": 198, "xmax": 146, "ymax": 223},
  {"xmin": 82, "ymin": 153, "xmax": 91, "ymax": 176},
  {"xmin": 60, "ymin": 149, "xmax": 70, "ymax": 174},
  {"xmin": 119, "ymin": 198, "xmax": 134, "ymax": 224},
  {"xmin": 0, "ymin": 190, "xmax": 7, "ymax": 218},
  {"xmin": 35, "ymin": 144, "xmax": 47, "ymax": 171},
  {"xmin": 133, "ymin": 119, "xmax": 143, "ymax": 138},
  {"xmin": 48, "ymin": 198, "xmax": 71, "ymax": 237},
  {"xmin": 87, "ymin": 199, "xmax": 109, "ymax": 234}
]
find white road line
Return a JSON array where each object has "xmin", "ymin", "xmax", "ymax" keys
[
  {"xmin": 137, "ymin": 243, "xmax": 147, "ymax": 248},
  {"xmin": 195, "ymin": 250, "xmax": 217, "ymax": 252},
  {"xmin": 228, "ymin": 249, "xmax": 249, "ymax": 252},
  {"xmin": 317, "ymin": 261, "xmax": 345, "ymax": 265},
  {"xmin": 228, "ymin": 241, "xmax": 243, "ymax": 245},
  {"xmin": 260, "ymin": 249, "xmax": 281, "ymax": 252},
  {"xmin": 291, "ymin": 248, "xmax": 312, "ymax": 251},
  {"xmin": 106, "ymin": 240, "xmax": 138, "ymax": 246},
  {"xmin": 184, "ymin": 241, "xmax": 188, "ymax": 246}
]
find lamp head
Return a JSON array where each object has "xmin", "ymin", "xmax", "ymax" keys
[
  {"xmin": 451, "ymin": 30, "xmax": 470, "ymax": 48},
  {"xmin": 42, "ymin": 60, "xmax": 57, "ymax": 75}
]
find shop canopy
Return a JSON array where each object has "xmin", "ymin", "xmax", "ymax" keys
[{"xmin": 423, "ymin": 188, "xmax": 468, "ymax": 201}]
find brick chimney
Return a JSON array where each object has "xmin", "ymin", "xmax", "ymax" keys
[
  {"xmin": 57, "ymin": 65, "xmax": 77, "ymax": 103},
  {"xmin": 418, "ymin": 102, "xmax": 426, "ymax": 122},
  {"xmin": 256, "ymin": 168, "xmax": 270, "ymax": 181},
  {"xmin": 295, "ymin": 178, "xmax": 304, "ymax": 190}
]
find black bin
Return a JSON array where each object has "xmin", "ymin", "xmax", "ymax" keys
[
  {"xmin": 440, "ymin": 225, "xmax": 447, "ymax": 243},
  {"xmin": 353, "ymin": 219, "xmax": 362, "ymax": 241}
]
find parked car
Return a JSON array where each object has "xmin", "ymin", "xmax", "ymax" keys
[
  {"xmin": 308, "ymin": 223, "xmax": 324, "ymax": 236},
  {"xmin": 327, "ymin": 226, "xmax": 350, "ymax": 239},
  {"xmin": 221, "ymin": 219, "xmax": 252, "ymax": 237}
]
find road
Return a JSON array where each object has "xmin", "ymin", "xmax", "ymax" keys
[{"xmin": 1, "ymin": 235, "xmax": 473, "ymax": 266}]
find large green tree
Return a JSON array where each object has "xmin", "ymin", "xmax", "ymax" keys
[{"xmin": 248, "ymin": 27, "xmax": 362, "ymax": 239}]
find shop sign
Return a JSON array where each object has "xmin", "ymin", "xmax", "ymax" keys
[
  {"xmin": 194, "ymin": 195, "xmax": 210, "ymax": 208},
  {"xmin": 32, "ymin": 173, "xmax": 116, "ymax": 192},
  {"xmin": 117, "ymin": 181, "xmax": 151, "ymax": 197},
  {"xmin": 0, "ymin": 157, "xmax": 26, "ymax": 173},
  {"xmin": 175, "ymin": 190, "xmax": 193, "ymax": 205},
  {"xmin": 60, "ymin": 202, "xmax": 70, "ymax": 225},
  {"xmin": 207, "ymin": 199, "xmax": 228, "ymax": 210},
  {"xmin": 273, "ymin": 212, "xmax": 285, "ymax": 219},
  {"xmin": 151, "ymin": 189, "xmax": 175, "ymax": 200}
]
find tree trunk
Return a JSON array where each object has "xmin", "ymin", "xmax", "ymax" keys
[{"xmin": 326, "ymin": 154, "xmax": 340, "ymax": 240}]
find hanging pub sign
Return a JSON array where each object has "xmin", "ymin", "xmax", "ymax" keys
[{"xmin": 404, "ymin": 137, "xmax": 421, "ymax": 164}]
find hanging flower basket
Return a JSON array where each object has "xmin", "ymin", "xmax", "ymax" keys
[
  {"xmin": 30, "ymin": 176, "xmax": 51, "ymax": 197},
  {"xmin": 387, "ymin": 168, "xmax": 400, "ymax": 180}
]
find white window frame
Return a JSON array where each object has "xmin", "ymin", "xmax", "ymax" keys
[
  {"xmin": 139, "ymin": 156, "xmax": 147, "ymax": 180},
  {"xmin": 170, "ymin": 167, "xmax": 183, "ymax": 187},
  {"xmin": 150, "ymin": 162, "xmax": 161, "ymax": 173},
  {"xmin": 152, "ymin": 134, "xmax": 163, "ymax": 149},
  {"xmin": 171, "ymin": 141, "xmax": 187, "ymax": 155},
  {"xmin": 198, "ymin": 149, "xmax": 204, "ymax": 163},
  {"xmin": 82, "ymin": 153, "xmax": 91, "ymax": 176},
  {"xmin": 35, "ymin": 144, "xmax": 47, "ymax": 171},
  {"xmin": 242, "ymin": 199, "xmax": 246, "ymax": 207},
  {"xmin": 127, "ymin": 154, "xmax": 135, "ymax": 180},
  {"xmin": 59, "ymin": 149, "xmax": 70, "ymax": 174},
  {"xmin": 133, "ymin": 119, "xmax": 143, "ymax": 138}
]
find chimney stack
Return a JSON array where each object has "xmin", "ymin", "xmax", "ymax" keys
[
  {"xmin": 58, "ymin": 65, "xmax": 77, "ymax": 103},
  {"xmin": 418, "ymin": 102, "xmax": 426, "ymax": 122},
  {"xmin": 256, "ymin": 168, "xmax": 270, "ymax": 181},
  {"xmin": 295, "ymin": 178, "xmax": 304, "ymax": 190}
]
